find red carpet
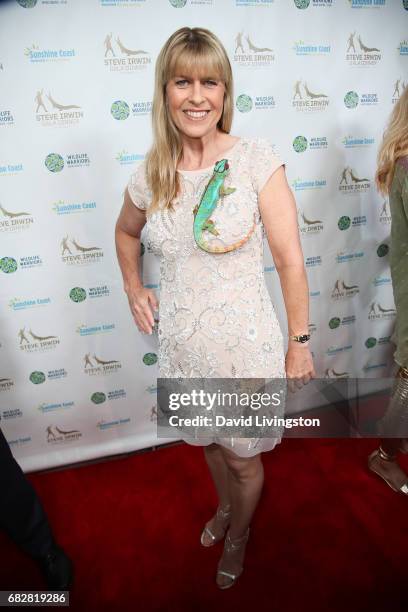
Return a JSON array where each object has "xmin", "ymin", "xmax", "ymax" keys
[{"xmin": 1, "ymin": 439, "xmax": 407, "ymax": 612}]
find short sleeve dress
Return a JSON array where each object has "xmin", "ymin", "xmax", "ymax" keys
[{"xmin": 127, "ymin": 137, "xmax": 287, "ymax": 457}]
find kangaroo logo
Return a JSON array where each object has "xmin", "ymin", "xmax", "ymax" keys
[{"xmin": 0, "ymin": 203, "xmax": 30, "ymax": 218}]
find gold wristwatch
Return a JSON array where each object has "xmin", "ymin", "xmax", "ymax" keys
[{"xmin": 289, "ymin": 333, "xmax": 310, "ymax": 343}]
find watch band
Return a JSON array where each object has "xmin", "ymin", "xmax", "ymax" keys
[{"xmin": 289, "ymin": 333, "xmax": 311, "ymax": 343}]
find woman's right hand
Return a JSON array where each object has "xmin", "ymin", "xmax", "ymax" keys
[{"xmin": 125, "ymin": 283, "xmax": 159, "ymax": 334}]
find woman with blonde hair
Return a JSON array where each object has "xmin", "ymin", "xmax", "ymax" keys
[
  {"xmin": 368, "ymin": 85, "xmax": 408, "ymax": 494},
  {"xmin": 115, "ymin": 27, "xmax": 314, "ymax": 588}
]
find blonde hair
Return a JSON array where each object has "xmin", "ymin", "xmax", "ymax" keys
[
  {"xmin": 144, "ymin": 27, "xmax": 234, "ymax": 215},
  {"xmin": 376, "ymin": 84, "xmax": 408, "ymax": 195}
]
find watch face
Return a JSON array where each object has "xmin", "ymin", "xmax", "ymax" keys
[{"xmin": 299, "ymin": 334, "xmax": 309, "ymax": 343}]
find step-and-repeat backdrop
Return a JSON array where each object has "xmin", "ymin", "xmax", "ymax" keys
[{"xmin": 0, "ymin": 0, "xmax": 407, "ymax": 472}]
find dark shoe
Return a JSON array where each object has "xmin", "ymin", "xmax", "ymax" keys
[{"xmin": 39, "ymin": 544, "xmax": 73, "ymax": 590}]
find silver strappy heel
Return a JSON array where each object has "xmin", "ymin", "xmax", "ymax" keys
[
  {"xmin": 216, "ymin": 527, "xmax": 250, "ymax": 589},
  {"xmin": 200, "ymin": 505, "xmax": 232, "ymax": 547}
]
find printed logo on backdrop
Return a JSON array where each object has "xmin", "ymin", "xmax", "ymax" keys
[
  {"xmin": 76, "ymin": 323, "xmax": 115, "ymax": 337},
  {"xmin": 331, "ymin": 279, "xmax": 359, "ymax": 300},
  {"xmin": 0, "ymin": 162, "xmax": 23, "ymax": 177},
  {"xmin": 404, "ymin": 0, "xmax": 408, "ymax": 10},
  {"xmin": 348, "ymin": 0, "xmax": 385, "ymax": 8},
  {"xmin": 9, "ymin": 296, "xmax": 51, "ymax": 311},
  {"xmin": 61, "ymin": 236, "xmax": 104, "ymax": 265},
  {"xmin": 38, "ymin": 401, "xmax": 74, "ymax": 413},
  {"xmin": 378, "ymin": 200, "xmax": 391, "ymax": 225},
  {"xmin": 18, "ymin": 326, "xmax": 60, "ymax": 353},
  {"xmin": 29, "ymin": 369, "xmax": 67, "ymax": 383},
  {"xmin": 0, "ymin": 377, "xmax": 14, "ymax": 392},
  {"xmin": 46, "ymin": 425, "xmax": 82, "ymax": 445},
  {"xmin": 90, "ymin": 389, "xmax": 126, "ymax": 403},
  {"xmin": 103, "ymin": 34, "xmax": 151, "ymax": 72},
  {"xmin": 116, "ymin": 151, "xmax": 144, "ymax": 166},
  {"xmin": 292, "ymin": 177, "xmax": 326, "ymax": 191},
  {"xmin": 35, "ymin": 90, "xmax": 83, "ymax": 127},
  {"xmin": 398, "ymin": 40, "xmax": 408, "ymax": 55},
  {"xmin": 143, "ymin": 353, "xmax": 158, "ymax": 366},
  {"xmin": 377, "ymin": 243, "xmax": 389, "ymax": 257},
  {"xmin": 293, "ymin": 0, "xmax": 333, "ymax": 7},
  {"xmin": 1, "ymin": 408, "xmax": 23, "ymax": 421},
  {"xmin": 52, "ymin": 199, "xmax": 96, "ymax": 215},
  {"xmin": 235, "ymin": 0, "xmax": 274, "ymax": 7},
  {"xmin": 100, "ymin": 0, "xmax": 148, "ymax": 6},
  {"xmin": 362, "ymin": 360, "xmax": 388, "ymax": 373},
  {"xmin": 392, "ymin": 80, "xmax": 407, "ymax": 104},
  {"xmin": 292, "ymin": 81, "xmax": 330, "ymax": 112},
  {"xmin": 45, "ymin": 153, "xmax": 90, "ymax": 172},
  {"xmin": 336, "ymin": 250, "xmax": 364, "ymax": 264},
  {"xmin": 111, "ymin": 100, "xmax": 152, "ymax": 119},
  {"xmin": 365, "ymin": 336, "xmax": 391, "ymax": 348},
  {"xmin": 368, "ymin": 301, "xmax": 396, "ymax": 321},
  {"xmin": 7, "ymin": 436, "xmax": 32, "ymax": 448},
  {"xmin": 339, "ymin": 167, "xmax": 370, "ymax": 194},
  {"xmin": 344, "ymin": 90, "xmax": 378, "ymax": 108},
  {"xmin": 337, "ymin": 214, "xmax": 367, "ymax": 229},
  {"xmin": 293, "ymin": 136, "xmax": 328, "ymax": 152},
  {"xmin": 373, "ymin": 275, "xmax": 391, "ymax": 287},
  {"xmin": 328, "ymin": 315, "xmax": 356, "ymax": 329},
  {"xmin": 68, "ymin": 285, "xmax": 110, "ymax": 302},
  {"xmin": 0, "ymin": 202, "xmax": 34, "ymax": 233},
  {"xmin": 305, "ymin": 256, "xmax": 322, "ymax": 268},
  {"xmin": 236, "ymin": 94, "xmax": 276, "ymax": 112},
  {"xmin": 341, "ymin": 134, "xmax": 374, "ymax": 149},
  {"xmin": 297, "ymin": 209, "xmax": 324, "ymax": 236},
  {"xmin": 97, "ymin": 418, "xmax": 131, "ymax": 431},
  {"xmin": 346, "ymin": 32, "xmax": 381, "ymax": 65},
  {"xmin": 24, "ymin": 44, "xmax": 75, "ymax": 63},
  {"xmin": 0, "ymin": 255, "xmax": 43, "ymax": 273},
  {"xmin": 18, "ymin": 0, "xmax": 68, "ymax": 6},
  {"xmin": 292, "ymin": 40, "xmax": 331, "ymax": 56},
  {"xmin": 326, "ymin": 344, "xmax": 352, "ymax": 356},
  {"xmin": 324, "ymin": 368, "xmax": 349, "ymax": 379},
  {"xmin": 0, "ymin": 110, "xmax": 15, "ymax": 127},
  {"xmin": 233, "ymin": 32, "xmax": 275, "ymax": 67},
  {"xmin": 83, "ymin": 353, "xmax": 122, "ymax": 376}
]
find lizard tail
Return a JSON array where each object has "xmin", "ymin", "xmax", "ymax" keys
[{"xmin": 197, "ymin": 213, "xmax": 257, "ymax": 254}]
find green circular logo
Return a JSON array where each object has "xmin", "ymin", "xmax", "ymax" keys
[
  {"xmin": 30, "ymin": 371, "xmax": 45, "ymax": 384},
  {"xmin": 329, "ymin": 317, "xmax": 341, "ymax": 329},
  {"xmin": 45, "ymin": 153, "xmax": 64, "ymax": 173},
  {"xmin": 111, "ymin": 100, "xmax": 130, "ymax": 120},
  {"xmin": 0, "ymin": 257, "xmax": 18, "ymax": 273},
  {"xmin": 69, "ymin": 287, "xmax": 87, "ymax": 302},
  {"xmin": 365, "ymin": 337, "xmax": 377, "ymax": 349},
  {"xmin": 293, "ymin": 0, "xmax": 310, "ymax": 7},
  {"xmin": 293, "ymin": 136, "xmax": 308, "ymax": 153},
  {"xmin": 377, "ymin": 244, "xmax": 389, "ymax": 257},
  {"xmin": 91, "ymin": 392, "xmax": 106, "ymax": 404},
  {"xmin": 338, "ymin": 215, "xmax": 351, "ymax": 230},
  {"xmin": 236, "ymin": 94, "xmax": 253, "ymax": 113},
  {"xmin": 404, "ymin": 0, "xmax": 408, "ymax": 9},
  {"xmin": 143, "ymin": 352, "xmax": 158, "ymax": 366},
  {"xmin": 344, "ymin": 91, "xmax": 359, "ymax": 109},
  {"xmin": 169, "ymin": 0, "xmax": 187, "ymax": 5},
  {"xmin": 17, "ymin": 0, "xmax": 38, "ymax": 7}
]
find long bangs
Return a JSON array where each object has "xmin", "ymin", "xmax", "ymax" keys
[{"xmin": 166, "ymin": 42, "xmax": 226, "ymax": 83}]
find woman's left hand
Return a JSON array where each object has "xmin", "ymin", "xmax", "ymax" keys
[{"xmin": 285, "ymin": 343, "xmax": 316, "ymax": 390}]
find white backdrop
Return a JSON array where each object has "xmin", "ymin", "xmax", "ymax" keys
[{"xmin": 0, "ymin": 0, "xmax": 406, "ymax": 472}]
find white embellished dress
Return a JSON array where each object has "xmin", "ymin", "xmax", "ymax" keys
[{"xmin": 127, "ymin": 137, "xmax": 286, "ymax": 457}]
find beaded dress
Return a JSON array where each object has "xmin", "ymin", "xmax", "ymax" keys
[{"xmin": 127, "ymin": 137, "xmax": 286, "ymax": 456}]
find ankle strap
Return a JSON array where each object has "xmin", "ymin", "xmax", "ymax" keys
[{"xmin": 378, "ymin": 446, "xmax": 397, "ymax": 461}]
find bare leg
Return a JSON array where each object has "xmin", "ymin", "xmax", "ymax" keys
[
  {"xmin": 216, "ymin": 446, "xmax": 264, "ymax": 587},
  {"xmin": 201, "ymin": 444, "xmax": 231, "ymax": 546}
]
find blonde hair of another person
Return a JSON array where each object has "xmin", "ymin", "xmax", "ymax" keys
[
  {"xmin": 376, "ymin": 85, "xmax": 408, "ymax": 195},
  {"xmin": 144, "ymin": 27, "xmax": 234, "ymax": 215}
]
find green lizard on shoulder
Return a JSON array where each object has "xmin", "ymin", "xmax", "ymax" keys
[{"xmin": 193, "ymin": 159, "xmax": 257, "ymax": 254}]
